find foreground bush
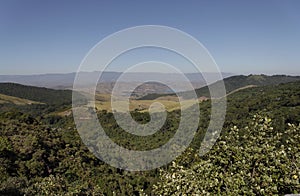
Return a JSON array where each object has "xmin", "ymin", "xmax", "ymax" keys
[{"xmin": 153, "ymin": 114, "xmax": 300, "ymax": 195}]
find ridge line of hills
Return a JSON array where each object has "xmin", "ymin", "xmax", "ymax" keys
[
  {"xmin": 0, "ymin": 71, "xmax": 234, "ymax": 89},
  {"xmin": 139, "ymin": 74, "xmax": 300, "ymax": 100},
  {"xmin": 0, "ymin": 74, "xmax": 300, "ymax": 112},
  {"xmin": 0, "ymin": 83, "xmax": 73, "ymax": 106}
]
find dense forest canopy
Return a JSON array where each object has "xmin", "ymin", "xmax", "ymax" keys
[{"xmin": 0, "ymin": 75, "xmax": 299, "ymax": 195}]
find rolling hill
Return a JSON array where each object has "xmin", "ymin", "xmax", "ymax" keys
[
  {"xmin": 0, "ymin": 83, "xmax": 74, "ymax": 106},
  {"xmin": 139, "ymin": 74, "xmax": 300, "ymax": 100},
  {"xmin": 0, "ymin": 71, "xmax": 233, "ymax": 89}
]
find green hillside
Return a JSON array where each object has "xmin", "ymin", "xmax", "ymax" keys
[
  {"xmin": 0, "ymin": 83, "xmax": 87, "ymax": 117},
  {"xmin": 0, "ymin": 79, "xmax": 299, "ymax": 195},
  {"xmin": 153, "ymin": 81, "xmax": 300, "ymax": 195},
  {"xmin": 0, "ymin": 83, "xmax": 73, "ymax": 106},
  {"xmin": 139, "ymin": 74, "xmax": 300, "ymax": 100}
]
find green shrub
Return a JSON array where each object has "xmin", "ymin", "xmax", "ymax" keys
[{"xmin": 153, "ymin": 114, "xmax": 300, "ymax": 195}]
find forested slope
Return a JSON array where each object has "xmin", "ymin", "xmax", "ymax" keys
[
  {"xmin": 0, "ymin": 83, "xmax": 73, "ymax": 105},
  {"xmin": 0, "ymin": 80, "xmax": 299, "ymax": 195}
]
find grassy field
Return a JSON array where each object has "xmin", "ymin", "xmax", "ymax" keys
[
  {"xmin": 93, "ymin": 93, "xmax": 202, "ymax": 112},
  {"xmin": 94, "ymin": 99, "xmax": 179, "ymax": 112},
  {"xmin": 56, "ymin": 85, "xmax": 257, "ymax": 116},
  {"xmin": 93, "ymin": 85, "xmax": 258, "ymax": 112},
  {"xmin": 0, "ymin": 93, "xmax": 42, "ymax": 105}
]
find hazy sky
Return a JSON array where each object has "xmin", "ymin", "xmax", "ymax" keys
[{"xmin": 0, "ymin": 0, "xmax": 299, "ymax": 75}]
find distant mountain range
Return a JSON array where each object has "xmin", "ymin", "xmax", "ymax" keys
[
  {"xmin": 1, "ymin": 74, "xmax": 300, "ymax": 113},
  {"xmin": 0, "ymin": 71, "xmax": 234, "ymax": 90},
  {"xmin": 1, "ymin": 74, "xmax": 300, "ymax": 102}
]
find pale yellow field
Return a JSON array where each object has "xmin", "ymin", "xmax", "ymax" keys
[
  {"xmin": 93, "ymin": 94, "xmax": 200, "ymax": 112},
  {"xmin": 0, "ymin": 93, "xmax": 42, "ymax": 105}
]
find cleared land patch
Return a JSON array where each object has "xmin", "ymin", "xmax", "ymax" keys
[{"xmin": 0, "ymin": 93, "xmax": 43, "ymax": 105}]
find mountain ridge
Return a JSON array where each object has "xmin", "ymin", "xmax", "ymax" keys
[
  {"xmin": 139, "ymin": 74, "xmax": 300, "ymax": 100},
  {"xmin": 0, "ymin": 71, "xmax": 233, "ymax": 89}
]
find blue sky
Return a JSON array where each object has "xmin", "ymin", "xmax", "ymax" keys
[{"xmin": 0, "ymin": 0, "xmax": 299, "ymax": 75}]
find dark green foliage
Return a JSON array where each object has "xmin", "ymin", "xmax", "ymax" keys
[
  {"xmin": 0, "ymin": 113, "xmax": 158, "ymax": 195},
  {"xmin": 99, "ymin": 111, "xmax": 179, "ymax": 151},
  {"xmin": 0, "ymin": 78, "xmax": 300, "ymax": 194},
  {"xmin": 154, "ymin": 115, "xmax": 300, "ymax": 195},
  {"xmin": 215, "ymin": 74, "xmax": 300, "ymax": 95},
  {"xmin": 0, "ymin": 83, "xmax": 87, "ymax": 118},
  {"xmin": 0, "ymin": 83, "xmax": 72, "ymax": 105}
]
